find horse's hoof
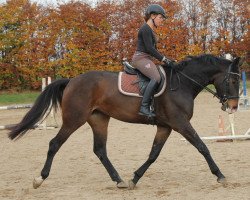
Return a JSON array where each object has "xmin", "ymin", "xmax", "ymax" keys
[
  {"xmin": 117, "ymin": 181, "xmax": 128, "ymax": 189},
  {"xmin": 33, "ymin": 176, "xmax": 44, "ymax": 189},
  {"xmin": 128, "ymin": 180, "xmax": 136, "ymax": 190},
  {"xmin": 217, "ymin": 177, "xmax": 227, "ymax": 185}
]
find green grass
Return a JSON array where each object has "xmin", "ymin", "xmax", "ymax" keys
[
  {"xmin": 244, "ymin": 80, "xmax": 250, "ymax": 89},
  {"xmin": 0, "ymin": 92, "xmax": 39, "ymax": 106}
]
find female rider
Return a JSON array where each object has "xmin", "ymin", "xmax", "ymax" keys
[{"xmin": 132, "ymin": 4, "xmax": 175, "ymax": 117}]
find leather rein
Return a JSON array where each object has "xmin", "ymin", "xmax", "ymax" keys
[{"xmin": 169, "ymin": 63, "xmax": 240, "ymax": 104}]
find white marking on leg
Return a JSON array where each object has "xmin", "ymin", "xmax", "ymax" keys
[{"xmin": 33, "ymin": 176, "xmax": 44, "ymax": 189}]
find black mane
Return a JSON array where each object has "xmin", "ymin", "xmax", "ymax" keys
[{"xmin": 175, "ymin": 54, "xmax": 232, "ymax": 71}]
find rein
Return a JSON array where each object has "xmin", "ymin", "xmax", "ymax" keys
[
  {"xmin": 169, "ymin": 63, "xmax": 240, "ymax": 103},
  {"xmin": 175, "ymin": 70, "xmax": 221, "ymax": 100}
]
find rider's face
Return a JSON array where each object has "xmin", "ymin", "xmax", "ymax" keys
[{"xmin": 152, "ymin": 14, "xmax": 165, "ymax": 27}]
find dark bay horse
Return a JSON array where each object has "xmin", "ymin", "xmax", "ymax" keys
[{"xmin": 8, "ymin": 54, "xmax": 241, "ymax": 189}]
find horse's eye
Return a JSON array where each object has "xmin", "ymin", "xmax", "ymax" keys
[{"xmin": 231, "ymin": 78, "xmax": 239, "ymax": 84}]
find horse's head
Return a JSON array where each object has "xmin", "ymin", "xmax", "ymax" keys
[{"xmin": 213, "ymin": 57, "xmax": 241, "ymax": 113}]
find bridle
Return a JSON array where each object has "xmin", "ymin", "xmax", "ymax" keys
[
  {"xmin": 222, "ymin": 63, "xmax": 240, "ymax": 102},
  {"xmin": 169, "ymin": 63, "xmax": 240, "ymax": 106}
]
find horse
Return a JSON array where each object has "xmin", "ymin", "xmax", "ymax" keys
[{"xmin": 8, "ymin": 54, "xmax": 241, "ymax": 189}]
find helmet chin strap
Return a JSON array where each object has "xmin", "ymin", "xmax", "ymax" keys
[{"xmin": 151, "ymin": 17, "xmax": 157, "ymax": 28}]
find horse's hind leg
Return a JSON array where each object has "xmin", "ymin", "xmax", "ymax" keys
[
  {"xmin": 129, "ymin": 126, "xmax": 172, "ymax": 189},
  {"xmin": 87, "ymin": 111, "xmax": 127, "ymax": 188},
  {"xmin": 33, "ymin": 109, "xmax": 90, "ymax": 189}
]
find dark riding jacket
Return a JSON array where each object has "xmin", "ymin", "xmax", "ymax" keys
[{"xmin": 136, "ymin": 23, "xmax": 164, "ymax": 62}]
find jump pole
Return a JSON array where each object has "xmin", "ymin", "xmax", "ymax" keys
[
  {"xmin": 199, "ymin": 134, "xmax": 250, "ymax": 140},
  {"xmin": 0, "ymin": 105, "xmax": 33, "ymax": 130},
  {"xmin": 0, "ymin": 104, "xmax": 32, "ymax": 110}
]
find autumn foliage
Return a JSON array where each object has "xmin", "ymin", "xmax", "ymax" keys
[{"xmin": 0, "ymin": 0, "xmax": 249, "ymax": 90}]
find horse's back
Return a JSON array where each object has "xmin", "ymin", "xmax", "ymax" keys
[
  {"xmin": 65, "ymin": 70, "xmax": 118, "ymax": 90},
  {"xmin": 79, "ymin": 70, "xmax": 119, "ymax": 82},
  {"xmin": 62, "ymin": 70, "xmax": 120, "ymax": 107}
]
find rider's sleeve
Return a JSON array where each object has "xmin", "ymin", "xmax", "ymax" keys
[{"xmin": 141, "ymin": 26, "xmax": 164, "ymax": 62}]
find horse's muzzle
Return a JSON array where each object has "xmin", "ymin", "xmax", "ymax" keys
[{"xmin": 221, "ymin": 99, "xmax": 239, "ymax": 113}]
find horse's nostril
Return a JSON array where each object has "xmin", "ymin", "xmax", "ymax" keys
[{"xmin": 233, "ymin": 106, "xmax": 238, "ymax": 110}]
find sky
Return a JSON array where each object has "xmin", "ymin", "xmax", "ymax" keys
[{"xmin": 0, "ymin": 0, "xmax": 99, "ymax": 7}]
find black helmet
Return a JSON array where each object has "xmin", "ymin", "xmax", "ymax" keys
[{"xmin": 145, "ymin": 4, "xmax": 166, "ymax": 19}]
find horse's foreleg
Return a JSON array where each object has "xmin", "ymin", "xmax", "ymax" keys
[
  {"xmin": 179, "ymin": 122, "xmax": 226, "ymax": 184},
  {"xmin": 88, "ymin": 111, "xmax": 127, "ymax": 188},
  {"xmin": 129, "ymin": 126, "xmax": 172, "ymax": 189}
]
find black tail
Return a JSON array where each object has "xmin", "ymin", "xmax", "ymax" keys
[{"xmin": 8, "ymin": 78, "xmax": 70, "ymax": 140}]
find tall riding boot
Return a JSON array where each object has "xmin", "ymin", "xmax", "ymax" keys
[{"xmin": 139, "ymin": 79, "xmax": 158, "ymax": 117}]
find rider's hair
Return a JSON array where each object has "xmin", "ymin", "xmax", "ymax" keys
[
  {"xmin": 144, "ymin": 13, "xmax": 150, "ymax": 22},
  {"xmin": 144, "ymin": 13, "xmax": 155, "ymax": 22}
]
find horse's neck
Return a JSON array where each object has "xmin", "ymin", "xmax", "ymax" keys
[{"xmin": 180, "ymin": 63, "xmax": 217, "ymax": 98}]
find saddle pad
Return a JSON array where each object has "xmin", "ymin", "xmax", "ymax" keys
[{"xmin": 118, "ymin": 66, "xmax": 166, "ymax": 97}]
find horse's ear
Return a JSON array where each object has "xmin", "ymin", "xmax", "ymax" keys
[
  {"xmin": 231, "ymin": 57, "xmax": 241, "ymax": 72},
  {"xmin": 232, "ymin": 57, "xmax": 240, "ymax": 65}
]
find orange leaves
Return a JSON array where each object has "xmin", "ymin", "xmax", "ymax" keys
[{"xmin": 0, "ymin": 0, "xmax": 249, "ymax": 90}]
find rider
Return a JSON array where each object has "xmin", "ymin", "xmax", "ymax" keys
[{"xmin": 132, "ymin": 4, "xmax": 175, "ymax": 117}]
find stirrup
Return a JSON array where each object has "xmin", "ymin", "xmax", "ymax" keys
[{"xmin": 138, "ymin": 110, "xmax": 156, "ymax": 118}]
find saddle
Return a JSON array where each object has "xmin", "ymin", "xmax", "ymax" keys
[{"xmin": 118, "ymin": 60, "xmax": 166, "ymax": 97}]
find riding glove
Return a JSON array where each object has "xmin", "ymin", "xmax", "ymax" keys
[{"xmin": 162, "ymin": 56, "xmax": 176, "ymax": 66}]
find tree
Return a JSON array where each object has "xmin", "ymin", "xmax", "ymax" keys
[
  {"xmin": 0, "ymin": 0, "xmax": 41, "ymax": 89},
  {"xmin": 109, "ymin": 0, "xmax": 152, "ymax": 62},
  {"xmin": 158, "ymin": 1, "xmax": 189, "ymax": 60},
  {"xmin": 0, "ymin": 0, "xmax": 249, "ymax": 89}
]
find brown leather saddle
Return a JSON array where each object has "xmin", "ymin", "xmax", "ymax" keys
[{"xmin": 118, "ymin": 60, "xmax": 166, "ymax": 97}]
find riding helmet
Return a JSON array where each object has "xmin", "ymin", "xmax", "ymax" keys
[{"xmin": 145, "ymin": 4, "xmax": 167, "ymax": 19}]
